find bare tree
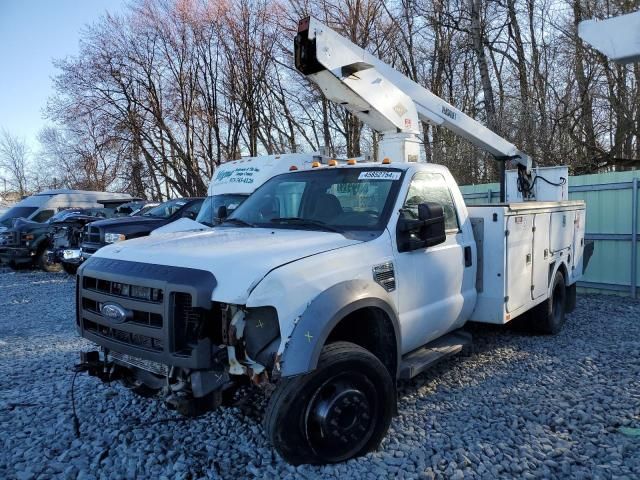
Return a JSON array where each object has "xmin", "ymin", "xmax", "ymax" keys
[
  {"xmin": 42, "ymin": 0, "xmax": 639, "ymax": 197},
  {"xmin": 0, "ymin": 129, "xmax": 30, "ymax": 196}
]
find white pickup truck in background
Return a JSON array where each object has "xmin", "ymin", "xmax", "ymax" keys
[{"xmin": 151, "ymin": 152, "xmax": 320, "ymax": 235}]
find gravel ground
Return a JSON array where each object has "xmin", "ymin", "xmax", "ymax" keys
[{"xmin": 1, "ymin": 270, "xmax": 639, "ymax": 479}]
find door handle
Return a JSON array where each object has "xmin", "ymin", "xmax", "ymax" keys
[{"xmin": 464, "ymin": 246, "xmax": 472, "ymax": 267}]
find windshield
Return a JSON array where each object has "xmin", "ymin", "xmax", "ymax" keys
[
  {"xmin": 196, "ymin": 194, "xmax": 248, "ymax": 227},
  {"xmin": 142, "ymin": 199, "xmax": 188, "ymax": 219},
  {"xmin": 131, "ymin": 204, "xmax": 156, "ymax": 216},
  {"xmin": 0, "ymin": 206, "xmax": 38, "ymax": 227},
  {"xmin": 48, "ymin": 209, "xmax": 83, "ymax": 223},
  {"xmin": 226, "ymin": 168, "xmax": 404, "ymax": 232}
]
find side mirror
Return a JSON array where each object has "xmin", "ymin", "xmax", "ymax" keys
[
  {"xmin": 217, "ymin": 205, "xmax": 228, "ymax": 221},
  {"xmin": 397, "ymin": 202, "xmax": 446, "ymax": 252},
  {"xmin": 418, "ymin": 203, "xmax": 446, "ymax": 247}
]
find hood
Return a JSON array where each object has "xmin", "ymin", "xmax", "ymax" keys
[
  {"xmin": 52, "ymin": 215, "xmax": 104, "ymax": 226},
  {"xmin": 92, "ymin": 227, "xmax": 361, "ymax": 304},
  {"xmin": 88, "ymin": 216, "xmax": 168, "ymax": 235},
  {"xmin": 11, "ymin": 218, "xmax": 49, "ymax": 234},
  {"xmin": 150, "ymin": 217, "xmax": 209, "ymax": 236}
]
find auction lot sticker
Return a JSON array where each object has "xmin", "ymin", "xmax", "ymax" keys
[{"xmin": 358, "ymin": 171, "xmax": 402, "ymax": 181}]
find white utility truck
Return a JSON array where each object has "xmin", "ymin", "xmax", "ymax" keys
[
  {"xmin": 74, "ymin": 18, "xmax": 587, "ymax": 465},
  {"xmin": 151, "ymin": 153, "xmax": 321, "ymax": 235}
]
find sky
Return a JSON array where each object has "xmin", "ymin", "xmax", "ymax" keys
[{"xmin": 0, "ymin": 0, "xmax": 126, "ymax": 150}]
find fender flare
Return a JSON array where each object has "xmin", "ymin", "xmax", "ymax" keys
[{"xmin": 279, "ymin": 279, "xmax": 401, "ymax": 378}]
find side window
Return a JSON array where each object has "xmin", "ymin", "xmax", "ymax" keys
[
  {"xmin": 274, "ymin": 181, "xmax": 305, "ymax": 218},
  {"xmin": 31, "ymin": 209, "xmax": 55, "ymax": 223},
  {"xmin": 184, "ymin": 201, "xmax": 203, "ymax": 215},
  {"xmin": 402, "ymin": 172, "xmax": 459, "ymax": 232},
  {"xmin": 248, "ymin": 181, "xmax": 306, "ymax": 222}
]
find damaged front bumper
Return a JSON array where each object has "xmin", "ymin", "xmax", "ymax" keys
[
  {"xmin": 75, "ymin": 257, "xmax": 279, "ymax": 414},
  {"xmin": 49, "ymin": 247, "xmax": 83, "ymax": 266}
]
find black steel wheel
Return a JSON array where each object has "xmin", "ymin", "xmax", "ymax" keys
[
  {"xmin": 37, "ymin": 249, "xmax": 62, "ymax": 273},
  {"xmin": 264, "ymin": 341, "xmax": 395, "ymax": 465},
  {"xmin": 304, "ymin": 371, "xmax": 378, "ymax": 460}
]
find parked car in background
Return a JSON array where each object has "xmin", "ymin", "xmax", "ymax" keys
[
  {"xmin": 114, "ymin": 201, "xmax": 160, "ymax": 217},
  {"xmin": 51, "ymin": 201, "xmax": 160, "ymax": 274},
  {"xmin": 0, "ymin": 198, "xmax": 133, "ymax": 271},
  {"xmin": 80, "ymin": 198, "xmax": 204, "ymax": 259},
  {"xmin": 0, "ymin": 189, "xmax": 136, "ymax": 232}
]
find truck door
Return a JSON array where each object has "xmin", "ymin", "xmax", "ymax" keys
[{"xmin": 393, "ymin": 172, "xmax": 471, "ymax": 354}]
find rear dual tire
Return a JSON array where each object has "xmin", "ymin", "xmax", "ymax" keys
[
  {"xmin": 529, "ymin": 270, "xmax": 567, "ymax": 334},
  {"xmin": 264, "ymin": 341, "xmax": 395, "ymax": 465}
]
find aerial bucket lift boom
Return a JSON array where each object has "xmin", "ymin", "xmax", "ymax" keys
[
  {"xmin": 578, "ymin": 10, "xmax": 640, "ymax": 64},
  {"xmin": 294, "ymin": 17, "xmax": 533, "ymax": 200}
]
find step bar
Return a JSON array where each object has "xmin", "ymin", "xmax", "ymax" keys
[{"xmin": 399, "ymin": 329, "xmax": 472, "ymax": 380}]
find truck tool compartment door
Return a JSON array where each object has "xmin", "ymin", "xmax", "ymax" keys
[
  {"xmin": 505, "ymin": 214, "xmax": 533, "ymax": 313},
  {"xmin": 531, "ymin": 213, "xmax": 551, "ymax": 300},
  {"xmin": 394, "ymin": 172, "xmax": 467, "ymax": 353}
]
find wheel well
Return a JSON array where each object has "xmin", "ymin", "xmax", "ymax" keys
[
  {"xmin": 35, "ymin": 238, "xmax": 50, "ymax": 254},
  {"xmin": 325, "ymin": 307, "xmax": 397, "ymax": 379},
  {"xmin": 549, "ymin": 261, "xmax": 568, "ymax": 286},
  {"xmin": 557, "ymin": 263, "xmax": 568, "ymax": 282}
]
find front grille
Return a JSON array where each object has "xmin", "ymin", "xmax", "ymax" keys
[
  {"xmin": 77, "ymin": 258, "xmax": 217, "ymax": 369},
  {"xmin": 82, "ymin": 297, "xmax": 162, "ymax": 328},
  {"xmin": 83, "ymin": 276, "xmax": 164, "ymax": 303},
  {"xmin": 173, "ymin": 292, "xmax": 211, "ymax": 355},
  {"xmin": 83, "ymin": 226, "xmax": 101, "ymax": 244},
  {"xmin": 83, "ymin": 319, "xmax": 163, "ymax": 351},
  {"xmin": 0, "ymin": 231, "xmax": 18, "ymax": 246},
  {"xmin": 373, "ymin": 262, "xmax": 396, "ymax": 292}
]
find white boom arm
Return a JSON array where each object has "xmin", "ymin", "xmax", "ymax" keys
[
  {"xmin": 294, "ymin": 17, "xmax": 532, "ymax": 174},
  {"xmin": 578, "ymin": 11, "xmax": 640, "ymax": 64}
]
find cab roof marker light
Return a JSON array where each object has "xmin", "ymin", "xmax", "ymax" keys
[
  {"xmin": 311, "ymin": 161, "xmax": 321, "ymax": 168},
  {"xmin": 347, "ymin": 159, "xmax": 357, "ymax": 165},
  {"xmin": 328, "ymin": 159, "xmax": 338, "ymax": 166},
  {"xmin": 382, "ymin": 157, "xmax": 391, "ymax": 164},
  {"xmin": 289, "ymin": 165, "xmax": 298, "ymax": 171}
]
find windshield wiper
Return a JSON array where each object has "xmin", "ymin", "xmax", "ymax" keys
[
  {"xmin": 222, "ymin": 218, "xmax": 255, "ymax": 228},
  {"xmin": 269, "ymin": 217, "xmax": 342, "ymax": 233}
]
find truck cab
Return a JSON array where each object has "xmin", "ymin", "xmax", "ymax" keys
[{"xmin": 75, "ymin": 161, "xmax": 584, "ymax": 464}]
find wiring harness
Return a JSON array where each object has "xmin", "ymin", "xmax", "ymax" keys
[{"xmin": 516, "ymin": 164, "xmax": 566, "ymax": 200}]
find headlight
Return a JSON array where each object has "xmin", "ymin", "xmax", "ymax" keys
[{"xmin": 105, "ymin": 233, "xmax": 126, "ymax": 243}]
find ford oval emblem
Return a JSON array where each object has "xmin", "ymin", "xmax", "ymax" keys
[{"xmin": 100, "ymin": 303, "xmax": 129, "ymax": 323}]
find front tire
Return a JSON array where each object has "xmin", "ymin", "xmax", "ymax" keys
[
  {"xmin": 37, "ymin": 249, "xmax": 62, "ymax": 273},
  {"xmin": 264, "ymin": 341, "xmax": 395, "ymax": 465},
  {"xmin": 62, "ymin": 262, "xmax": 79, "ymax": 275}
]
